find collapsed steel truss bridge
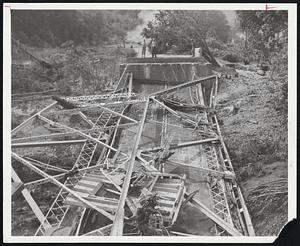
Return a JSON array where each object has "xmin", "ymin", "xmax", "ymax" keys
[{"xmin": 11, "ymin": 58, "xmax": 255, "ymax": 237}]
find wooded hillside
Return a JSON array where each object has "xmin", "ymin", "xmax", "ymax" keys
[{"xmin": 12, "ymin": 10, "xmax": 142, "ymax": 46}]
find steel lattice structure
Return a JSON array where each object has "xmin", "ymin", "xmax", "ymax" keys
[{"xmin": 11, "ymin": 60, "xmax": 255, "ymax": 237}]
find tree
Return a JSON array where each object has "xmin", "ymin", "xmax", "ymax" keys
[
  {"xmin": 142, "ymin": 10, "xmax": 231, "ymax": 67},
  {"xmin": 11, "ymin": 10, "xmax": 143, "ymax": 47},
  {"xmin": 236, "ymin": 10, "xmax": 288, "ymax": 60},
  {"xmin": 237, "ymin": 10, "xmax": 288, "ymax": 129}
]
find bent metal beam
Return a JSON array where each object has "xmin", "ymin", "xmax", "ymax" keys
[
  {"xmin": 12, "ymin": 139, "xmax": 86, "ymax": 148},
  {"xmin": 11, "ymin": 101, "xmax": 57, "ymax": 137},
  {"xmin": 110, "ymin": 98, "xmax": 150, "ymax": 236},
  {"xmin": 186, "ymin": 195, "xmax": 243, "ymax": 236},
  {"xmin": 150, "ymin": 75, "xmax": 217, "ymax": 97},
  {"xmin": 12, "ymin": 152, "xmax": 114, "ymax": 221},
  {"xmin": 37, "ymin": 115, "xmax": 127, "ymax": 157}
]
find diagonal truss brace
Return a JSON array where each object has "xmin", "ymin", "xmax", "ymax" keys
[
  {"xmin": 37, "ymin": 115, "xmax": 127, "ymax": 157},
  {"xmin": 24, "ymin": 156, "xmax": 69, "ymax": 173},
  {"xmin": 186, "ymin": 195, "xmax": 243, "ymax": 236},
  {"xmin": 12, "ymin": 152, "xmax": 114, "ymax": 221},
  {"xmin": 91, "ymin": 104, "xmax": 138, "ymax": 124},
  {"xmin": 165, "ymin": 160, "xmax": 235, "ymax": 180},
  {"xmin": 23, "ymin": 161, "xmax": 108, "ymax": 190},
  {"xmin": 12, "ymin": 168, "xmax": 51, "ymax": 229},
  {"xmin": 11, "ymin": 122, "xmax": 138, "ymax": 143},
  {"xmin": 140, "ymin": 137, "xmax": 220, "ymax": 153},
  {"xmin": 11, "ymin": 102, "xmax": 57, "ymax": 137},
  {"xmin": 150, "ymin": 75, "xmax": 217, "ymax": 97},
  {"xmin": 110, "ymin": 97, "xmax": 150, "ymax": 236},
  {"xmin": 12, "ymin": 139, "xmax": 86, "ymax": 148}
]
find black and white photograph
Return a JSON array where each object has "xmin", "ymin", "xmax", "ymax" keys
[{"xmin": 3, "ymin": 3, "xmax": 297, "ymax": 243}]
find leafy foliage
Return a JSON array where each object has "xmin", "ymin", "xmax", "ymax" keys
[
  {"xmin": 48, "ymin": 44, "xmax": 133, "ymax": 95},
  {"xmin": 236, "ymin": 10, "xmax": 287, "ymax": 60},
  {"xmin": 141, "ymin": 10, "xmax": 231, "ymax": 66},
  {"xmin": 236, "ymin": 10, "xmax": 288, "ymax": 128},
  {"xmin": 222, "ymin": 53, "xmax": 241, "ymax": 63},
  {"xmin": 11, "ymin": 10, "xmax": 143, "ymax": 47},
  {"xmin": 11, "ymin": 10, "xmax": 143, "ymax": 95}
]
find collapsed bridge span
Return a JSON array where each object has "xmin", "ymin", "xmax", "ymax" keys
[{"xmin": 11, "ymin": 57, "xmax": 255, "ymax": 237}]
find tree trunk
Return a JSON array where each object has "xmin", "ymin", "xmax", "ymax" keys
[
  {"xmin": 191, "ymin": 27, "xmax": 220, "ymax": 67},
  {"xmin": 200, "ymin": 39, "xmax": 220, "ymax": 67},
  {"xmin": 12, "ymin": 38, "xmax": 53, "ymax": 70}
]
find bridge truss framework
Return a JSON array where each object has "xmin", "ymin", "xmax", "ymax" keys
[{"xmin": 11, "ymin": 63, "xmax": 255, "ymax": 237}]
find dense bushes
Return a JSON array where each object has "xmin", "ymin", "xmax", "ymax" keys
[
  {"xmin": 222, "ymin": 53, "xmax": 241, "ymax": 63},
  {"xmin": 11, "ymin": 10, "xmax": 142, "ymax": 47}
]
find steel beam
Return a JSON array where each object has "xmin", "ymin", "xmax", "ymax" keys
[
  {"xmin": 147, "ymin": 119, "xmax": 214, "ymax": 136},
  {"xmin": 140, "ymin": 137, "xmax": 219, "ymax": 153},
  {"xmin": 150, "ymin": 75, "xmax": 217, "ymax": 97},
  {"xmin": 37, "ymin": 115, "xmax": 125, "ymax": 156},
  {"xmin": 165, "ymin": 160, "xmax": 235, "ymax": 180},
  {"xmin": 66, "ymin": 92, "xmax": 136, "ymax": 101},
  {"xmin": 12, "ymin": 152, "xmax": 114, "ymax": 221},
  {"xmin": 121, "ymin": 62, "xmax": 206, "ymax": 65},
  {"xmin": 25, "ymin": 157, "xmax": 69, "ymax": 173},
  {"xmin": 170, "ymin": 231, "xmax": 194, "ymax": 236},
  {"xmin": 77, "ymin": 112, "xmax": 94, "ymax": 127},
  {"xmin": 96, "ymin": 105, "xmax": 138, "ymax": 124},
  {"xmin": 44, "ymin": 100, "xmax": 145, "ymax": 115},
  {"xmin": 172, "ymin": 137, "xmax": 220, "ymax": 149},
  {"xmin": 101, "ymin": 169, "xmax": 137, "ymax": 215},
  {"xmin": 151, "ymin": 97, "xmax": 197, "ymax": 126},
  {"xmin": 236, "ymin": 186, "xmax": 256, "ymax": 236},
  {"xmin": 187, "ymin": 196, "xmax": 243, "ymax": 236},
  {"xmin": 49, "ymin": 101, "xmax": 137, "ymax": 124},
  {"xmin": 113, "ymin": 64, "xmax": 129, "ymax": 93},
  {"xmin": 100, "ymin": 106, "xmax": 128, "ymax": 168},
  {"xmin": 81, "ymin": 224, "xmax": 113, "ymax": 236},
  {"xmin": 110, "ymin": 97, "xmax": 150, "ymax": 236},
  {"xmin": 12, "ymin": 168, "xmax": 51, "ymax": 228},
  {"xmin": 128, "ymin": 73, "xmax": 133, "ymax": 96},
  {"xmin": 211, "ymin": 115, "xmax": 255, "ymax": 235},
  {"xmin": 12, "ymin": 139, "xmax": 86, "ymax": 148},
  {"xmin": 11, "ymin": 102, "xmax": 57, "ymax": 137},
  {"xmin": 12, "ymin": 123, "xmax": 138, "ymax": 143},
  {"xmin": 23, "ymin": 163, "xmax": 107, "ymax": 189}
]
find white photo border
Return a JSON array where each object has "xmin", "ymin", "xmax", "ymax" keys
[{"xmin": 3, "ymin": 2, "xmax": 297, "ymax": 243}]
